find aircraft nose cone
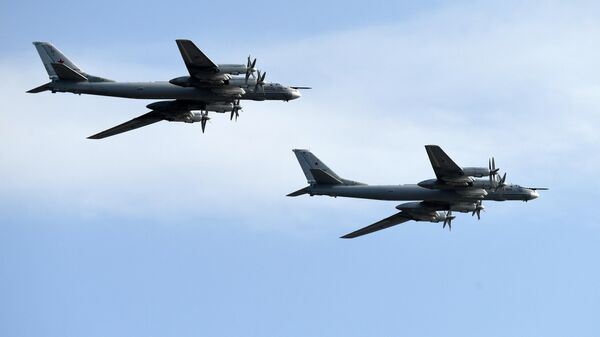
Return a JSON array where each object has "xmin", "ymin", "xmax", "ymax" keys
[
  {"xmin": 290, "ymin": 89, "xmax": 301, "ymax": 100},
  {"xmin": 529, "ymin": 190, "xmax": 539, "ymax": 200}
]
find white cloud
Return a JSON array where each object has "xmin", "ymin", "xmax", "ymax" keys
[{"xmin": 2, "ymin": 1, "xmax": 599, "ymax": 231}]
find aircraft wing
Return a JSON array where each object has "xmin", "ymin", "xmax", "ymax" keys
[
  {"xmin": 88, "ymin": 111, "xmax": 165, "ymax": 139},
  {"xmin": 175, "ymin": 39, "xmax": 218, "ymax": 78},
  {"xmin": 341, "ymin": 212, "xmax": 411, "ymax": 239},
  {"xmin": 425, "ymin": 145, "xmax": 464, "ymax": 180}
]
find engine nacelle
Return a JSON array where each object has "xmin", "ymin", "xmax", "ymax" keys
[
  {"xmin": 449, "ymin": 202, "xmax": 479, "ymax": 213},
  {"xmin": 217, "ymin": 64, "xmax": 248, "ymax": 75},
  {"xmin": 456, "ymin": 188, "xmax": 488, "ymax": 199},
  {"xmin": 211, "ymin": 86, "xmax": 245, "ymax": 97},
  {"xmin": 205, "ymin": 102, "xmax": 234, "ymax": 113},
  {"xmin": 471, "ymin": 179, "xmax": 494, "ymax": 189},
  {"xmin": 225, "ymin": 77, "xmax": 258, "ymax": 87},
  {"xmin": 462, "ymin": 167, "xmax": 491, "ymax": 177},
  {"xmin": 182, "ymin": 112, "xmax": 209, "ymax": 123}
]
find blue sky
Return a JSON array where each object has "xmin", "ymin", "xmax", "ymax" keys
[{"xmin": 2, "ymin": 1, "xmax": 600, "ymax": 336}]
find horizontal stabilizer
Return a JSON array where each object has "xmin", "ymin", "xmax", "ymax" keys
[
  {"xmin": 26, "ymin": 82, "xmax": 52, "ymax": 93},
  {"xmin": 287, "ymin": 186, "xmax": 310, "ymax": 197},
  {"xmin": 51, "ymin": 62, "xmax": 87, "ymax": 81},
  {"xmin": 310, "ymin": 168, "xmax": 342, "ymax": 185}
]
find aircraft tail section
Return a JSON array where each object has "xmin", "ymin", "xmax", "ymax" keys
[
  {"xmin": 33, "ymin": 42, "xmax": 85, "ymax": 80},
  {"xmin": 292, "ymin": 149, "xmax": 363, "ymax": 186},
  {"xmin": 293, "ymin": 149, "xmax": 344, "ymax": 185},
  {"xmin": 30, "ymin": 42, "xmax": 111, "ymax": 84}
]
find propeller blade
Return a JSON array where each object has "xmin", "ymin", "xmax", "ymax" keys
[
  {"xmin": 254, "ymin": 70, "xmax": 261, "ymax": 91},
  {"xmin": 200, "ymin": 113, "xmax": 209, "ymax": 133},
  {"xmin": 201, "ymin": 119, "xmax": 207, "ymax": 133},
  {"xmin": 471, "ymin": 201, "xmax": 484, "ymax": 220},
  {"xmin": 443, "ymin": 211, "xmax": 454, "ymax": 231},
  {"xmin": 245, "ymin": 56, "xmax": 257, "ymax": 83}
]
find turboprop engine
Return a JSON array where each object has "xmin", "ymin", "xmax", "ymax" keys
[
  {"xmin": 449, "ymin": 202, "xmax": 480, "ymax": 213},
  {"xmin": 461, "ymin": 157, "xmax": 500, "ymax": 177},
  {"xmin": 456, "ymin": 188, "xmax": 488, "ymax": 199},
  {"xmin": 205, "ymin": 102, "xmax": 235, "ymax": 113},
  {"xmin": 462, "ymin": 167, "xmax": 491, "ymax": 177},
  {"xmin": 211, "ymin": 86, "xmax": 245, "ymax": 97},
  {"xmin": 225, "ymin": 77, "xmax": 257, "ymax": 87},
  {"xmin": 182, "ymin": 111, "xmax": 209, "ymax": 123}
]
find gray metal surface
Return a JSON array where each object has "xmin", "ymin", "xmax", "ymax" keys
[
  {"xmin": 28, "ymin": 40, "xmax": 307, "ymax": 138},
  {"xmin": 289, "ymin": 146, "xmax": 546, "ymax": 238}
]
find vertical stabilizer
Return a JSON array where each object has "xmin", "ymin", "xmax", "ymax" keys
[
  {"xmin": 291, "ymin": 149, "xmax": 366, "ymax": 186},
  {"xmin": 33, "ymin": 42, "xmax": 83, "ymax": 80}
]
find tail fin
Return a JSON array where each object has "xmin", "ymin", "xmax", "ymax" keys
[
  {"xmin": 33, "ymin": 42, "xmax": 86, "ymax": 81},
  {"xmin": 292, "ymin": 149, "xmax": 364, "ymax": 186},
  {"xmin": 293, "ymin": 149, "xmax": 344, "ymax": 184}
]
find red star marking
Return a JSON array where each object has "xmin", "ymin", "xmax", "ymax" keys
[{"xmin": 57, "ymin": 58, "xmax": 65, "ymax": 64}]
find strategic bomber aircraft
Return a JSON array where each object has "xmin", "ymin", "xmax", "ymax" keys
[
  {"xmin": 288, "ymin": 145, "xmax": 547, "ymax": 238},
  {"xmin": 27, "ymin": 40, "xmax": 309, "ymax": 138}
]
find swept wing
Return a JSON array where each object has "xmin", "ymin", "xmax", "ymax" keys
[
  {"xmin": 175, "ymin": 39, "xmax": 219, "ymax": 79},
  {"xmin": 341, "ymin": 212, "xmax": 412, "ymax": 239},
  {"xmin": 88, "ymin": 111, "xmax": 165, "ymax": 139}
]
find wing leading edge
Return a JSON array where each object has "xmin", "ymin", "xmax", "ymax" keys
[
  {"xmin": 175, "ymin": 39, "xmax": 218, "ymax": 78},
  {"xmin": 341, "ymin": 212, "xmax": 411, "ymax": 239},
  {"xmin": 87, "ymin": 111, "xmax": 165, "ymax": 139}
]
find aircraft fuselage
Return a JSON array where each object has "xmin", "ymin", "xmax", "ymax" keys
[
  {"xmin": 47, "ymin": 80, "xmax": 300, "ymax": 102},
  {"xmin": 308, "ymin": 183, "xmax": 538, "ymax": 202}
]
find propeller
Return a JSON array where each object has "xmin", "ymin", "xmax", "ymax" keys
[
  {"xmin": 442, "ymin": 210, "xmax": 455, "ymax": 231},
  {"xmin": 254, "ymin": 70, "xmax": 267, "ymax": 93},
  {"xmin": 494, "ymin": 172, "xmax": 507, "ymax": 191},
  {"xmin": 489, "ymin": 157, "xmax": 500, "ymax": 175},
  {"xmin": 488, "ymin": 157, "xmax": 500, "ymax": 185},
  {"xmin": 200, "ymin": 112, "xmax": 210, "ymax": 133},
  {"xmin": 230, "ymin": 99, "xmax": 242, "ymax": 121},
  {"xmin": 245, "ymin": 55, "xmax": 257, "ymax": 84},
  {"xmin": 472, "ymin": 200, "xmax": 484, "ymax": 220}
]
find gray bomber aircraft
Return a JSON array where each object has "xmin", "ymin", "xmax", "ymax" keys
[
  {"xmin": 28, "ymin": 40, "xmax": 309, "ymax": 138},
  {"xmin": 288, "ymin": 146, "xmax": 547, "ymax": 238}
]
